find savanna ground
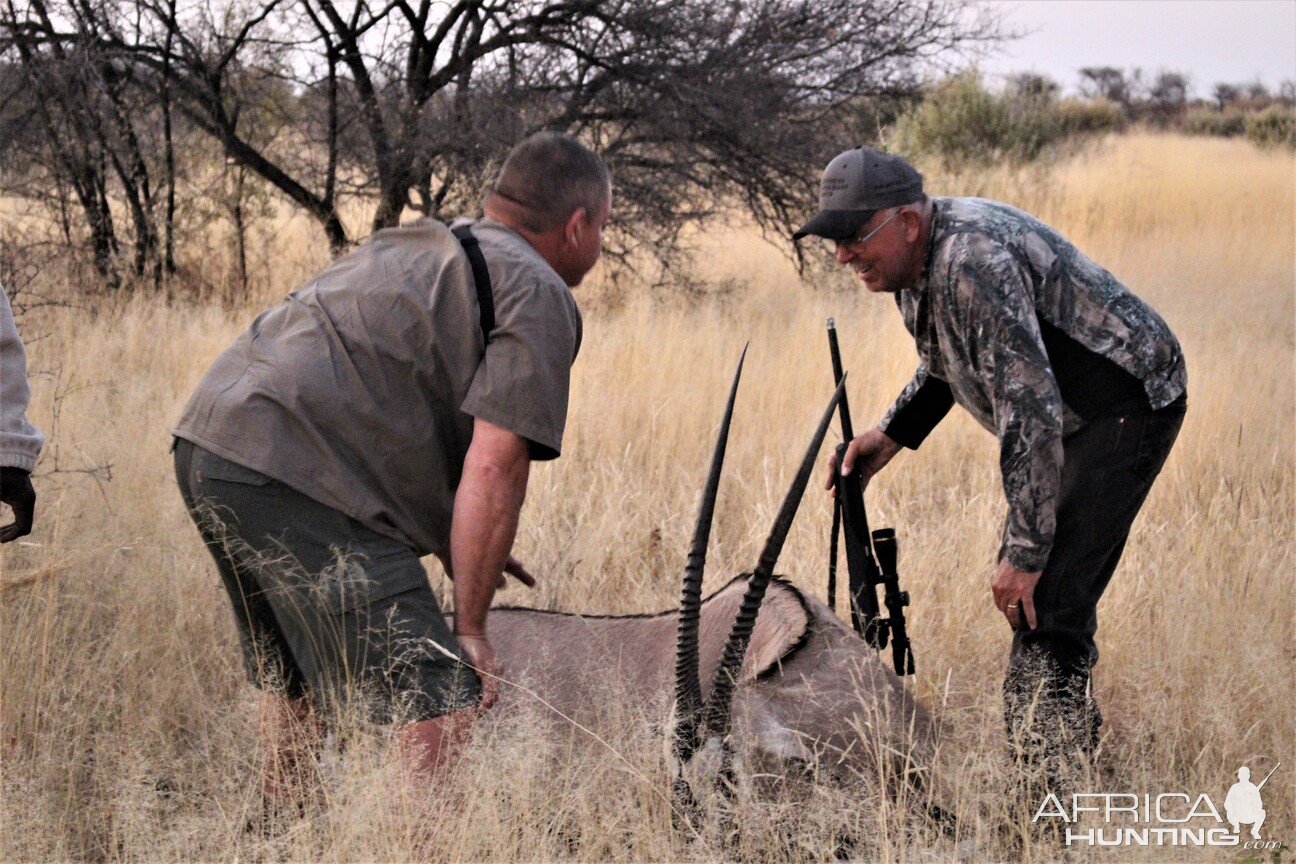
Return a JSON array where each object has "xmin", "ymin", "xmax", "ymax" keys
[{"xmin": 1, "ymin": 134, "xmax": 1292, "ymax": 862}]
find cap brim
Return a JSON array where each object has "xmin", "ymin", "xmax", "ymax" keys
[{"xmin": 792, "ymin": 209, "xmax": 877, "ymax": 241}]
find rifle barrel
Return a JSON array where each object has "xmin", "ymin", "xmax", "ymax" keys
[
  {"xmin": 826, "ymin": 318, "xmax": 855, "ymax": 442},
  {"xmin": 1257, "ymin": 763, "xmax": 1281, "ymax": 791}
]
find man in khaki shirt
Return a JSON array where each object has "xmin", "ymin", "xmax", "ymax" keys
[{"xmin": 174, "ymin": 132, "xmax": 611, "ymax": 800}]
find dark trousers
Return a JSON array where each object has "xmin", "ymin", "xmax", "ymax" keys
[
  {"xmin": 174, "ymin": 438, "xmax": 481, "ymax": 723},
  {"xmin": 1004, "ymin": 395, "xmax": 1186, "ymax": 762}
]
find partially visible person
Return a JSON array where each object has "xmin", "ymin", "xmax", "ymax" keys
[
  {"xmin": 1, "ymin": 285, "xmax": 44, "ymax": 543},
  {"xmin": 172, "ymin": 132, "xmax": 611, "ymax": 804}
]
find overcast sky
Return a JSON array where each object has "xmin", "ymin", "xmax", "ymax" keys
[{"xmin": 979, "ymin": 1, "xmax": 1296, "ymax": 96}]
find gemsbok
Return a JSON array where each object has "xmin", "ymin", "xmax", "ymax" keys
[{"xmin": 480, "ymin": 350, "xmax": 939, "ymax": 818}]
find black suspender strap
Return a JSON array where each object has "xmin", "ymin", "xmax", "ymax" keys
[{"xmin": 452, "ymin": 224, "xmax": 495, "ymax": 344}]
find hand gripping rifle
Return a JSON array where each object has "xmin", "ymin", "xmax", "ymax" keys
[{"xmin": 826, "ymin": 317, "xmax": 915, "ymax": 676}]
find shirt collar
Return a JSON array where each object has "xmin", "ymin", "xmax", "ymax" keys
[
  {"xmin": 469, "ymin": 216, "xmax": 568, "ymax": 288},
  {"xmin": 908, "ymin": 197, "xmax": 946, "ymax": 295}
]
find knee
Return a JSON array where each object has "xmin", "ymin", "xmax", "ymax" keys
[
  {"xmin": 1012, "ymin": 629, "xmax": 1096, "ymax": 675},
  {"xmin": 398, "ymin": 706, "xmax": 479, "ymax": 776}
]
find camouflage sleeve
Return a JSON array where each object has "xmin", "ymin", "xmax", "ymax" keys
[
  {"xmin": 951, "ymin": 237, "xmax": 1064, "ymax": 573},
  {"xmin": 879, "ymin": 365, "xmax": 954, "ymax": 449}
]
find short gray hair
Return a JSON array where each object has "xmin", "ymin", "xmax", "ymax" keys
[{"xmin": 490, "ymin": 132, "xmax": 610, "ymax": 232}]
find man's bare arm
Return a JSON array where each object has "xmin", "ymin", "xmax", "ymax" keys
[{"xmin": 450, "ymin": 417, "xmax": 530, "ymax": 707}]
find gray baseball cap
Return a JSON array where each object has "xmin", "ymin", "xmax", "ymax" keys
[{"xmin": 793, "ymin": 146, "xmax": 924, "ymax": 241}]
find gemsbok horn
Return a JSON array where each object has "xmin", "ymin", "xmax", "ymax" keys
[{"xmin": 674, "ymin": 356, "xmax": 844, "ymax": 782}]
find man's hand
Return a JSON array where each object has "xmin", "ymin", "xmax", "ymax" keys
[
  {"xmin": 454, "ymin": 632, "xmax": 502, "ymax": 711},
  {"xmin": 823, "ymin": 428, "xmax": 902, "ymax": 493},
  {"xmin": 991, "ymin": 559, "xmax": 1041, "ymax": 631},
  {"xmin": 0, "ymin": 466, "xmax": 36, "ymax": 543}
]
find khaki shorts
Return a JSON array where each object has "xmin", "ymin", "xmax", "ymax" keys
[{"xmin": 174, "ymin": 438, "xmax": 481, "ymax": 722}]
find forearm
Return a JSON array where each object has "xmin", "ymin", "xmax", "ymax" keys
[
  {"xmin": 997, "ymin": 426, "xmax": 1063, "ymax": 572},
  {"xmin": 993, "ymin": 365, "xmax": 1065, "ymax": 571},
  {"xmin": 988, "ymin": 322, "xmax": 1066, "ymax": 571},
  {"xmin": 990, "ymin": 344, "xmax": 1062, "ymax": 575},
  {"xmin": 450, "ymin": 463, "xmax": 526, "ymax": 636},
  {"xmin": 450, "ymin": 425, "xmax": 530, "ymax": 637},
  {"xmin": 878, "ymin": 365, "xmax": 953, "ymax": 450}
]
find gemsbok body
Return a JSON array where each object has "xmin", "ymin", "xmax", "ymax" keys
[
  {"xmin": 475, "ymin": 349, "xmax": 938, "ymax": 810},
  {"xmin": 486, "ymin": 574, "xmax": 935, "ymax": 784}
]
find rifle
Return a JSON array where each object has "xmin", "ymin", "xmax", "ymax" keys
[{"xmin": 826, "ymin": 317, "xmax": 915, "ymax": 676}]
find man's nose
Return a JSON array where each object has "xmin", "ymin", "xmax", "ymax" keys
[{"xmin": 835, "ymin": 242, "xmax": 853, "ymax": 265}]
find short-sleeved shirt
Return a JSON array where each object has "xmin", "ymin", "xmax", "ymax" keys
[
  {"xmin": 174, "ymin": 217, "xmax": 582, "ymax": 557},
  {"xmin": 878, "ymin": 197, "xmax": 1186, "ymax": 571}
]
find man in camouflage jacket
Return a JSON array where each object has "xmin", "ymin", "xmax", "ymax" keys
[{"xmin": 798, "ymin": 147, "xmax": 1187, "ymax": 768}]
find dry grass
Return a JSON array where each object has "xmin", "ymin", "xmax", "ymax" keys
[{"xmin": 1, "ymin": 133, "xmax": 1292, "ymax": 862}]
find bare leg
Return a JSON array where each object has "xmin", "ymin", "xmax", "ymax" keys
[
  {"xmin": 259, "ymin": 692, "xmax": 323, "ymax": 804},
  {"xmin": 397, "ymin": 707, "xmax": 478, "ymax": 778}
]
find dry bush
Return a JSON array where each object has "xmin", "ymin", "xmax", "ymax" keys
[{"xmin": 1, "ymin": 134, "xmax": 1292, "ymax": 862}]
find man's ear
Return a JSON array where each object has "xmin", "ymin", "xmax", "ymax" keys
[
  {"xmin": 564, "ymin": 206, "xmax": 588, "ymax": 246},
  {"xmin": 902, "ymin": 207, "xmax": 923, "ymax": 243}
]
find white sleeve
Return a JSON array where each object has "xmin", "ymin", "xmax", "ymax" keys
[{"xmin": 0, "ymin": 285, "xmax": 45, "ymax": 471}]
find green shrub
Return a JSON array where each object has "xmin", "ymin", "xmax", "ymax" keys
[
  {"xmin": 1183, "ymin": 107, "xmax": 1246, "ymax": 137},
  {"xmin": 1182, "ymin": 108, "xmax": 1215, "ymax": 136},
  {"xmin": 1056, "ymin": 97, "xmax": 1125, "ymax": 136},
  {"xmin": 891, "ymin": 74, "xmax": 1012, "ymax": 167},
  {"xmin": 1244, "ymin": 106, "xmax": 1296, "ymax": 149},
  {"xmin": 891, "ymin": 74, "xmax": 1120, "ymax": 169}
]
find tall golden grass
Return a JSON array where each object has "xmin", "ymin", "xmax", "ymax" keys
[{"xmin": 1, "ymin": 134, "xmax": 1292, "ymax": 862}]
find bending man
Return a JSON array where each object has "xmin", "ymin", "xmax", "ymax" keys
[
  {"xmin": 173, "ymin": 133, "xmax": 611, "ymax": 798},
  {"xmin": 800, "ymin": 146, "xmax": 1186, "ymax": 770}
]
